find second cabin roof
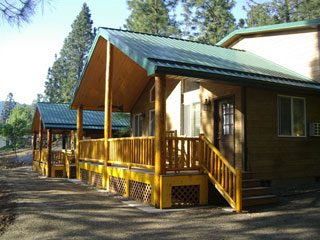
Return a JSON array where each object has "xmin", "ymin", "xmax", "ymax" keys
[{"xmin": 34, "ymin": 103, "xmax": 130, "ymax": 131}]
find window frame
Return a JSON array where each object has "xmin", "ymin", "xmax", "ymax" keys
[
  {"xmin": 277, "ymin": 95, "xmax": 306, "ymax": 138},
  {"xmin": 149, "ymin": 109, "xmax": 155, "ymax": 136},
  {"xmin": 133, "ymin": 113, "xmax": 143, "ymax": 137}
]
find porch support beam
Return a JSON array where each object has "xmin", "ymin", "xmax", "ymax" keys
[
  {"xmin": 154, "ymin": 74, "xmax": 166, "ymax": 208},
  {"xmin": 46, "ymin": 129, "xmax": 52, "ymax": 177},
  {"xmin": 32, "ymin": 132, "xmax": 36, "ymax": 160},
  {"xmin": 76, "ymin": 105, "xmax": 83, "ymax": 180},
  {"xmin": 71, "ymin": 130, "xmax": 75, "ymax": 151},
  {"xmin": 104, "ymin": 41, "xmax": 113, "ymax": 189},
  {"xmin": 39, "ymin": 117, "xmax": 43, "ymax": 163}
]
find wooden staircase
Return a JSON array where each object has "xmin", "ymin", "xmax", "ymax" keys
[{"xmin": 242, "ymin": 172, "xmax": 277, "ymax": 208}]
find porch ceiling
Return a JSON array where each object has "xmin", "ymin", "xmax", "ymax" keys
[{"xmin": 71, "ymin": 37, "xmax": 149, "ymax": 112}]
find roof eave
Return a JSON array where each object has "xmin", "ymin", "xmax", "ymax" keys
[{"xmin": 155, "ymin": 66, "xmax": 320, "ymax": 94}]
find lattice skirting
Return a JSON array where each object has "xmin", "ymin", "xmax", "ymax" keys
[
  {"xmin": 129, "ymin": 180, "xmax": 151, "ymax": 204},
  {"xmin": 109, "ymin": 176, "xmax": 126, "ymax": 195},
  {"xmin": 91, "ymin": 172, "xmax": 103, "ymax": 189},
  {"xmin": 171, "ymin": 185, "xmax": 200, "ymax": 207},
  {"xmin": 80, "ymin": 169, "xmax": 89, "ymax": 184},
  {"xmin": 55, "ymin": 170, "xmax": 64, "ymax": 178}
]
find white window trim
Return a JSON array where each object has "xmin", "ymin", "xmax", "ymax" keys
[
  {"xmin": 149, "ymin": 109, "xmax": 155, "ymax": 136},
  {"xmin": 277, "ymin": 95, "xmax": 306, "ymax": 138},
  {"xmin": 150, "ymin": 84, "xmax": 155, "ymax": 103},
  {"xmin": 133, "ymin": 113, "xmax": 143, "ymax": 136}
]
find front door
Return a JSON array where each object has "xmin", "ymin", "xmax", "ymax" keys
[{"xmin": 215, "ymin": 97, "xmax": 235, "ymax": 166}]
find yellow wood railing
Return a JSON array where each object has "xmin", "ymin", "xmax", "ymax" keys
[
  {"xmin": 199, "ymin": 135, "xmax": 242, "ymax": 212},
  {"xmin": 166, "ymin": 137, "xmax": 200, "ymax": 171},
  {"xmin": 33, "ymin": 150, "xmax": 40, "ymax": 161},
  {"xmin": 79, "ymin": 138, "xmax": 105, "ymax": 164},
  {"xmin": 108, "ymin": 137, "xmax": 155, "ymax": 169},
  {"xmin": 51, "ymin": 151, "xmax": 65, "ymax": 165}
]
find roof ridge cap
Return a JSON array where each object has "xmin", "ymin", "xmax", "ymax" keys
[{"xmin": 99, "ymin": 27, "xmax": 245, "ymax": 52}]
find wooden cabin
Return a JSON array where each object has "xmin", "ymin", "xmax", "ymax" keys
[
  {"xmin": 69, "ymin": 23, "xmax": 320, "ymax": 212},
  {"xmin": 31, "ymin": 103, "xmax": 129, "ymax": 179}
]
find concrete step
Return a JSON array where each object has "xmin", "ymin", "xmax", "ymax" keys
[
  {"xmin": 243, "ymin": 195, "xmax": 277, "ymax": 207},
  {"xmin": 242, "ymin": 179, "xmax": 261, "ymax": 188},
  {"xmin": 242, "ymin": 187, "xmax": 270, "ymax": 197},
  {"xmin": 242, "ymin": 172, "xmax": 253, "ymax": 180}
]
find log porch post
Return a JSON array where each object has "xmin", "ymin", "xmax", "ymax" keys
[
  {"xmin": 46, "ymin": 129, "xmax": 52, "ymax": 177},
  {"xmin": 154, "ymin": 74, "xmax": 166, "ymax": 208},
  {"xmin": 76, "ymin": 105, "xmax": 83, "ymax": 180},
  {"xmin": 39, "ymin": 117, "xmax": 43, "ymax": 163},
  {"xmin": 104, "ymin": 41, "xmax": 112, "ymax": 189},
  {"xmin": 32, "ymin": 132, "xmax": 36, "ymax": 160},
  {"xmin": 71, "ymin": 130, "xmax": 75, "ymax": 151}
]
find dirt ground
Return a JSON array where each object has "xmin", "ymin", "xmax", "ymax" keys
[
  {"xmin": 0, "ymin": 167, "xmax": 319, "ymax": 240},
  {"xmin": 0, "ymin": 148, "xmax": 32, "ymax": 169}
]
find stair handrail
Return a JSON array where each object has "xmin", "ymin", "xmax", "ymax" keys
[{"xmin": 199, "ymin": 134, "xmax": 242, "ymax": 213}]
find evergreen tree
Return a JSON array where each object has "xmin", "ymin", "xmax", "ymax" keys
[
  {"xmin": 0, "ymin": 93, "xmax": 16, "ymax": 123},
  {"xmin": 124, "ymin": 0, "xmax": 180, "ymax": 37},
  {"xmin": 181, "ymin": 0, "xmax": 236, "ymax": 45},
  {"xmin": 44, "ymin": 3, "xmax": 95, "ymax": 103},
  {"xmin": 243, "ymin": 0, "xmax": 320, "ymax": 28}
]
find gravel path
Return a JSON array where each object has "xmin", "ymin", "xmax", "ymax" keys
[{"xmin": 0, "ymin": 167, "xmax": 320, "ymax": 240}]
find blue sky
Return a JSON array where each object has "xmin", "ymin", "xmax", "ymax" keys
[{"xmin": 0, "ymin": 0, "xmax": 247, "ymax": 104}]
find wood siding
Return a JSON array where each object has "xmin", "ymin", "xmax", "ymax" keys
[
  {"xmin": 131, "ymin": 77, "xmax": 181, "ymax": 136},
  {"xmin": 232, "ymin": 29, "xmax": 320, "ymax": 82},
  {"xmin": 246, "ymin": 87, "xmax": 320, "ymax": 181},
  {"xmin": 200, "ymin": 81, "xmax": 244, "ymax": 169}
]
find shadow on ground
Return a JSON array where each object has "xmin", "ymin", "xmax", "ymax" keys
[{"xmin": 0, "ymin": 167, "xmax": 319, "ymax": 240}]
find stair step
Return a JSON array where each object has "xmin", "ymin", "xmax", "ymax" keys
[
  {"xmin": 243, "ymin": 195, "xmax": 277, "ymax": 207},
  {"xmin": 242, "ymin": 187, "xmax": 269, "ymax": 197},
  {"xmin": 242, "ymin": 172, "xmax": 253, "ymax": 180},
  {"xmin": 242, "ymin": 179, "xmax": 261, "ymax": 188}
]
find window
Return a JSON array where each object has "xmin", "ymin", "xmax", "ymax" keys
[
  {"xmin": 149, "ymin": 109, "xmax": 155, "ymax": 136},
  {"xmin": 278, "ymin": 96, "xmax": 306, "ymax": 137},
  {"xmin": 150, "ymin": 84, "xmax": 155, "ymax": 103},
  {"xmin": 133, "ymin": 114, "xmax": 143, "ymax": 136},
  {"xmin": 183, "ymin": 102, "xmax": 200, "ymax": 136},
  {"xmin": 222, "ymin": 103, "xmax": 234, "ymax": 135}
]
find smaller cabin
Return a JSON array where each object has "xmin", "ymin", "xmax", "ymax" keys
[{"xmin": 31, "ymin": 103, "xmax": 129, "ymax": 178}]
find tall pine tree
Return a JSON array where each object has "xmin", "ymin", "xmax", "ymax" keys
[
  {"xmin": 44, "ymin": 3, "xmax": 95, "ymax": 103},
  {"xmin": 124, "ymin": 0, "xmax": 180, "ymax": 37},
  {"xmin": 243, "ymin": 0, "xmax": 320, "ymax": 27},
  {"xmin": 181, "ymin": 0, "xmax": 236, "ymax": 45}
]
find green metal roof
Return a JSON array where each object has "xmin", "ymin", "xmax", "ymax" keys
[
  {"xmin": 71, "ymin": 27, "xmax": 320, "ymax": 105},
  {"xmin": 37, "ymin": 103, "xmax": 130, "ymax": 130},
  {"xmin": 217, "ymin": 19, "xmax": 320, "ymax": 46}
]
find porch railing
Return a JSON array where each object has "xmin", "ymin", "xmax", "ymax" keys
[
  {"xmin": 166, "ymin": 137, "xmax": 200, "ymax": 171},
  {"xmin": 108, "ymin": 137, "xmax": 155, "ymax": 169},
  {"xmin": 199, "ymin": 135, "xmax": 242, "ymax": 212},
  {"xmin": 79, "ymin": 139, "xmax": 105, "ymax": 164},
  {"xmin": 51, "ymin": 151, "xmax": 65, "ymax": 165}
]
